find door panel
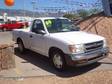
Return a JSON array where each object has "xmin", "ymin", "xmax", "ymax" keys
[
  {"xmin": 30, "ymin": 19, "xmax": 47, "ymax": 55},
  {"xmin": 30, "ymin": 33, "xmax": 46, "ymax": 55}
]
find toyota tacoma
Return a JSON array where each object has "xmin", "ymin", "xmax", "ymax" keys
[{"xmin": 12, "ymin": 17, "xmax": 109, "ymax": 70}]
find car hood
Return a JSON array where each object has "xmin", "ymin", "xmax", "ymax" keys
[{"xmin": 50, "ymin": 31, "xmax": 105, "ymax": 44}]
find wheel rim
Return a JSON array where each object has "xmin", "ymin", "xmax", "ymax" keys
[
  {"xmin": 4, "ymin": 28, "xmax": 6, "ymax": 31},
  {"xmin": 53, "ymin": 53, "xmax": 63, "ymax": 69},
  {"xmin": 3, "ymin": 28, "xmax": 6, "ymax": 31},
  {"xmin": 18, "ymin": 42, "xmax": 23, "ymax": 52}
]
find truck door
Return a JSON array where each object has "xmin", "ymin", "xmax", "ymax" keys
[
  {"xmin": 11, "ymin": 21, "xmax": 17, "ymax": 29},
  {"xmin": 29, "ymin": 19, "xmax": 47, "ymax": 55}
]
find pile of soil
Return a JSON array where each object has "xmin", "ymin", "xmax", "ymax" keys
[{"xmin": 78, "ymin": 12, "xmax": 112, "ymax": 52}]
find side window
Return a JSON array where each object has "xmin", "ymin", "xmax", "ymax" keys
[{"xmin": 32, "ymin": 19, "xmax": 45, "ymax": 33}]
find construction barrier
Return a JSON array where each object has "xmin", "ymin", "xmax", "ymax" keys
[{"xmin": 0, "ymin": 44, "xmax": 15, "ymax": 70}]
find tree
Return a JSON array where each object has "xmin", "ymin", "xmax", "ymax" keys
[
  {"xmin": 63, "ymin": 13, "xmax": 79, "ymax": 20},
  {"xmin": 77, "ymin": 9, "xmax": 89, "ymax": 19},
  {"xmin": 89, "ymin": 8, "xmax": 101, "ymax": 15}
]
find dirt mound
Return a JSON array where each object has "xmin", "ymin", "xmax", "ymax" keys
[{"xmin": 78, "ymin": 13, "xmax": 112, "ymax": 52}]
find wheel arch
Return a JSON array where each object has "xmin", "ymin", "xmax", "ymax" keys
[
  {"xmin": 16, "ymin": 37, "xmax": 25, "ymax": 47},
  {"xmin": 48, "ymin": 47, "xmax": 64, "ymax": 58},
  {"xmin": 17, "ymin": 37, "xmax": 23, "ymax": 43}
]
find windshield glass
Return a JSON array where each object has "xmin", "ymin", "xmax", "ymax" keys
[
  {"xmin": 44, "ymin": 19, "xmax": 79, "ymax": 33},
  {"xmin": 0, "ymin": 19, "xmax": 4, "ymax": 24}
]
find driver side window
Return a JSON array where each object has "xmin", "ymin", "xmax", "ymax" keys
[{"xmin": 32, "ymin": 19, "xmax": 45, "ymax": 33}]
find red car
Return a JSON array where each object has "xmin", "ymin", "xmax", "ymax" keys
[{"xmin": 0, "ymin": 20, "xmax": 29, "ymax": 31}]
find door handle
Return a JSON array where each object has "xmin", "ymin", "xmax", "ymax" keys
[{"xmin": 30, "ymin": 35, "xmax": 33, "ymax": 38}]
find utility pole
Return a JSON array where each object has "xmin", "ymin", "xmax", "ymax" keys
[
  {"xmin": 23, "ymin": 0, "xmax": 26, "ymax": 19},
  {"xmin": 31, "ymin": 0, "xmax": 36, "ymax": 19},
  {"xmin": 23, "ymin": 0, "xmax": 26, "ymax": 28}
]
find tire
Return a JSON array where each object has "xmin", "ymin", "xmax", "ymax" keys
[
  {"xmin": 2, "ymin": 28, "xmax": 7, "ymax": 32},
  {"xmin": 17, "ymin": 40, "xmax": 25, "ymax": 53},
  {"xmin": 50, "ymin": 50, "xmax": 66, "ymax": 71}
]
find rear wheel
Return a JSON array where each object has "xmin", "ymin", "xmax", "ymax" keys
[
  {"xmin": 50, "ymin": 50, "xmax": 66, "ymax": 71},
  {"xmin": 17, "ymin": 39, "xmax": 25, "ymax": 53},
  {"xmin": 2, "ymin": 28, "xmax": 7, "ymax": 32}
]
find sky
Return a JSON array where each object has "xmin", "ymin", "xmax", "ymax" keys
[{"xmin": 0, "ymin": 0, "xmax": 102, "ymax": 11}]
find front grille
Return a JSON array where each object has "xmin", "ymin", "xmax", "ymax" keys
[{"xmin": 84, "ymin": 40, "xmax": 103, "ymax": 53}]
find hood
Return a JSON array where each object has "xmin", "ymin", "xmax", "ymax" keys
[{"xmin": 50, "ymin": 31, "xmax": 105, "ymax": 44}]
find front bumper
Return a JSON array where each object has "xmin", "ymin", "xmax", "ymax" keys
[{"xmin": 65, "ymin": 47, "xmax": 109, "ymax": 67}]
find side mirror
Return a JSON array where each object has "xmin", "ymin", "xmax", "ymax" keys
[{"xmin": 35, "ymin": 29, "xmax": 46, "ymax": 35}]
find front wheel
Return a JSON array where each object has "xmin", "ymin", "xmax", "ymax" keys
[{"xmin": 51, "ymin": 50, "xmax": 66, "ymax": 71}]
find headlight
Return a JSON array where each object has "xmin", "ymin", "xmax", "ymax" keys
[
  {"xmin": 103, "ymin": 39, "xmax": 107, "ymax": 48},
  {"xmin": 68, "ymin": 45, "xmax": 76, "ymax": 53},
  {"xmin": 75, "ymin": 44, "xmax": 85, "ymax": 53},
  {"xmin": 68, "ymin": 44, "xmax": 85, "ymax": 53}
]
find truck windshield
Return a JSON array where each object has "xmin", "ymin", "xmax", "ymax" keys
[{"xmin": 44, "ymin": 19, "xmax": 79, "ymax": 33}]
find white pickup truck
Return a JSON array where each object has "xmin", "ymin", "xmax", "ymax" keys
[{"xmin": 13, "ymin": 17, "xmax": 108, "ymax": 70}]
